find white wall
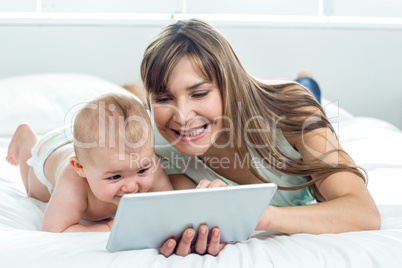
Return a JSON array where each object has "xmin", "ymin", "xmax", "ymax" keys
[
  {"xmin": 220, "ymin": 24, "xmax": 402, "ymax": 130},
  {"xmin": 1, "ymin": 0, "xmax": 402, "ymax": 128},
  {"xmin": 0, "ymin": 21, "xmax": 401, "ymax": 129}
]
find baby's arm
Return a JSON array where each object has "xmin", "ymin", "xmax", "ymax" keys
[
  {"xmin": 42, "ymin": 174, "xmax": 111, "ymax": 233},
  {"xmin": 169, "ymin": 175, "xmax": 229, "ymax": 190},
  {"xmin": 168, "ymin": 174, "xmax": 197, "ymax": 190}
]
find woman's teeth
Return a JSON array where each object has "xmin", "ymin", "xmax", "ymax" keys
[{"xmin": 180, "ymin": 125, "xmax": 206, "ymax": 136}]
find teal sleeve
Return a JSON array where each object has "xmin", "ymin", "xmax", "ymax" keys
[{"xmin": 157, "ymin": 156, "xmax": 182, "ymax": 175}]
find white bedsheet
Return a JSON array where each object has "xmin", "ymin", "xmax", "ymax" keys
[
  {"xmin": 2, "ymin": 115, "xmax": 402, "ymax": 267},
  {"xmin": 1, "ymin": 74, "xmax": 402, "ymax": 267}
]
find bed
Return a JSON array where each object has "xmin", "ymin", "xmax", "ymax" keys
[{"xmin": 1, "ymin": 73, "xmax": 402, "ymax": 267}]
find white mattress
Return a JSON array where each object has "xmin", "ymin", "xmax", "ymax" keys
[{"xmin": 1, "ymin": 74, "xmax": 402, "ymax": 267}]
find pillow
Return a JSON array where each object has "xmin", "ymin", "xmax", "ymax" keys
[
  {"xmin": 321, "ymin": 98, "xmax": 354, "ymax": 123},
  {"xmin": 0, "ymin": 73, "xmax": 136, "ymax": 136}
]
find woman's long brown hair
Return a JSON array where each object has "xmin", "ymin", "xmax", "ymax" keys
[{"xmin": 141, "ymin": 19, "xmax": 366, "ymax": 201}]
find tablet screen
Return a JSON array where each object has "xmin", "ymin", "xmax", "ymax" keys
[{"xmin": 107, "ymin": 183, "xmax": 277, "ymax": 252}]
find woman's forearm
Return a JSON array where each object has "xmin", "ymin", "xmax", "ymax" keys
[{"xmin": 257, "ymin": 194, "xmax": 381, "ymax": 234}]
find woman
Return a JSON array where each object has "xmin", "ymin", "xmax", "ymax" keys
[{"xmin": 140, "ymin": 19, "xmax": 381, "ymax": 257}]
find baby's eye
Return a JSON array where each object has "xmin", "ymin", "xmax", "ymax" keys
[
  {"xmin": 108, "ymin": 175, "xmax": 121, "ymax": 181},
  {"xmin": 137, "ymin": 168, "xmax": 149, "ymax": 175}
]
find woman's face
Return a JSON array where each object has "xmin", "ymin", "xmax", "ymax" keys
[{"xmin": 149, "ymin": 55, "xmax": 224, "ymax": 157}]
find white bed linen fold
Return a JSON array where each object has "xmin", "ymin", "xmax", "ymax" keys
[
  {"xmin": 1, "ymin": 117, "xmax": 402, "ymax": 268},
  {"xmin": 1, "ymin": 83, "xmax": 402, "ymax": 267}
]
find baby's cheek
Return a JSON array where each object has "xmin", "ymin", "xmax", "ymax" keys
[
  {"xmin": 106, "ymin": 186, "xmax": 119, "ymax": 199},
  {"xmin": 145, "ymin": 178, "xmax": 154, "ymax": 192}
]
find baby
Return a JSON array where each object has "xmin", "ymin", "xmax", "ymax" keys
[{"xmin": 6, "ymin": 93, "xmax": 198, "ymax": 233}]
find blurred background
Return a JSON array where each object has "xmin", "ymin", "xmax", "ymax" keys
[{"xmin": 1, "ymin": 0, "xmax": 401, "ymax": 128}]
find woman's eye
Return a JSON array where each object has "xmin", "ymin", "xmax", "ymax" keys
[
  {"xmin": 154, "ymin": 96, "xmax": 172, "ymax": 103},
  {"xmin": 192, "ymin": 92, "xmax": 209, "ymax": 98},
  {"xmin": 137, "ymin": 168, "xmax": 149, "ymax": 175},
  {"xmin": 108, "ymin": 175, "xmax": 121, "ymax": 181}
]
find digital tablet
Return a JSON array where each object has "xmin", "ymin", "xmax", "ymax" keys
[{"xmin": 106, "ymin": 183, "xmax": 277, "ymax": 252}]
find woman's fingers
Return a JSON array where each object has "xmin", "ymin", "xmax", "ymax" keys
[
  {"xmin": 160, "ymin": 178, "xmax": 229, "ymax": 258},
  {"xmin": 196, "ymin": 179, "xmax": 212, "ymax": 189},
  {"xmin": 159, "ymin": 238, "xmax": 177, "ymax": 258},
  {"xmin": 175, "ymin": 228, "xmax": 195, "ymax": 257},
  {"xmin": 194, "ymin": 225, "xmax": 209, "ymax": 254},
  {"xmin": 207, "ymin": 228, "xmax": 225, "ymax": 256},
  {"xmin": 159, "ymin": 226, "xmax": 226, "ymax": 257},
  {"xmin": 160, "ymin": 228, "xmax": 196, "ymax": 258},
  {"xmin": 196, "ymin": 179, "xmax": 229, "ymax": 189},
  {"xmin": 209, "ymin": 179, "xmax": 228, "ymax": 188}
]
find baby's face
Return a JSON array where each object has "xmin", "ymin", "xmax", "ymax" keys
[{"xmin": 83, "ymin": 145, "xmax": 160, "ymax": 205}]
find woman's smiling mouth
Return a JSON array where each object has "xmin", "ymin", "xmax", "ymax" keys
[{"xmin": 171, "ymin": 123, "xmax": 209, "ymax": 142}]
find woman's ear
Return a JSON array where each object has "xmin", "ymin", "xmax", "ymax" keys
[{"xmin": 70, "ymin": 156, "xmax": 86, "ymax": 178}]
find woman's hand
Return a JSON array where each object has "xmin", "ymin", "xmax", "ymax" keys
[
  {"xmin": 159, "ymin": 179, "xmax": 228, "ymax": 257},
  {"xmin": 159, "ymin": 225, "xmax": 225, "ymax": 257},
  {"xmin": 255, "ymin": 206, "xmax": 273, "ymax": 231},
  {"xmin": 196, "ymin": 179, "xmax": 230, "ymax": 189}
]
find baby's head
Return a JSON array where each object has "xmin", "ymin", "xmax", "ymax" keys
[
  {"xmin": 73, "ymin": 93, "xmax": 153, "ymax": 166},
  {"xmin": 71, "ymin": 93, "xmax": 165, "ymax": 204}
]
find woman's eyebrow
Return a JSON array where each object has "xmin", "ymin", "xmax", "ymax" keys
[
  {"xmin": 186, "ymin": 81, "xmax": 208, "ymax": 90},
  {"xmin": 163, "ymin": 81, "xmax": 208, "ymax": 93}
]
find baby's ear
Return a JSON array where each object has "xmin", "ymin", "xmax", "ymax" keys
[{"xmin": 70, "ymin": 156, "xmax": 86, "ymax": 178}]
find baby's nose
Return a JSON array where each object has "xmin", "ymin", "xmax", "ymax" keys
[{"xmin": 122, "ymin": 179, "xmax": 138, "ymax": 193}]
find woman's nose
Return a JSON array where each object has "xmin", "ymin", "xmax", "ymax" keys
[{"xmin": 173, "ymin": 100, "xmax": 196, "ymax": 125}]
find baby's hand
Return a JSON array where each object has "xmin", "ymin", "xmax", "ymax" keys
[
  {"xmin": 196, "ymin": 179, "xmax": 230, "ymax": 189},
  {"xmin": 107, "ymin": 219, "xmax": 114, "ymax": 231}
]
